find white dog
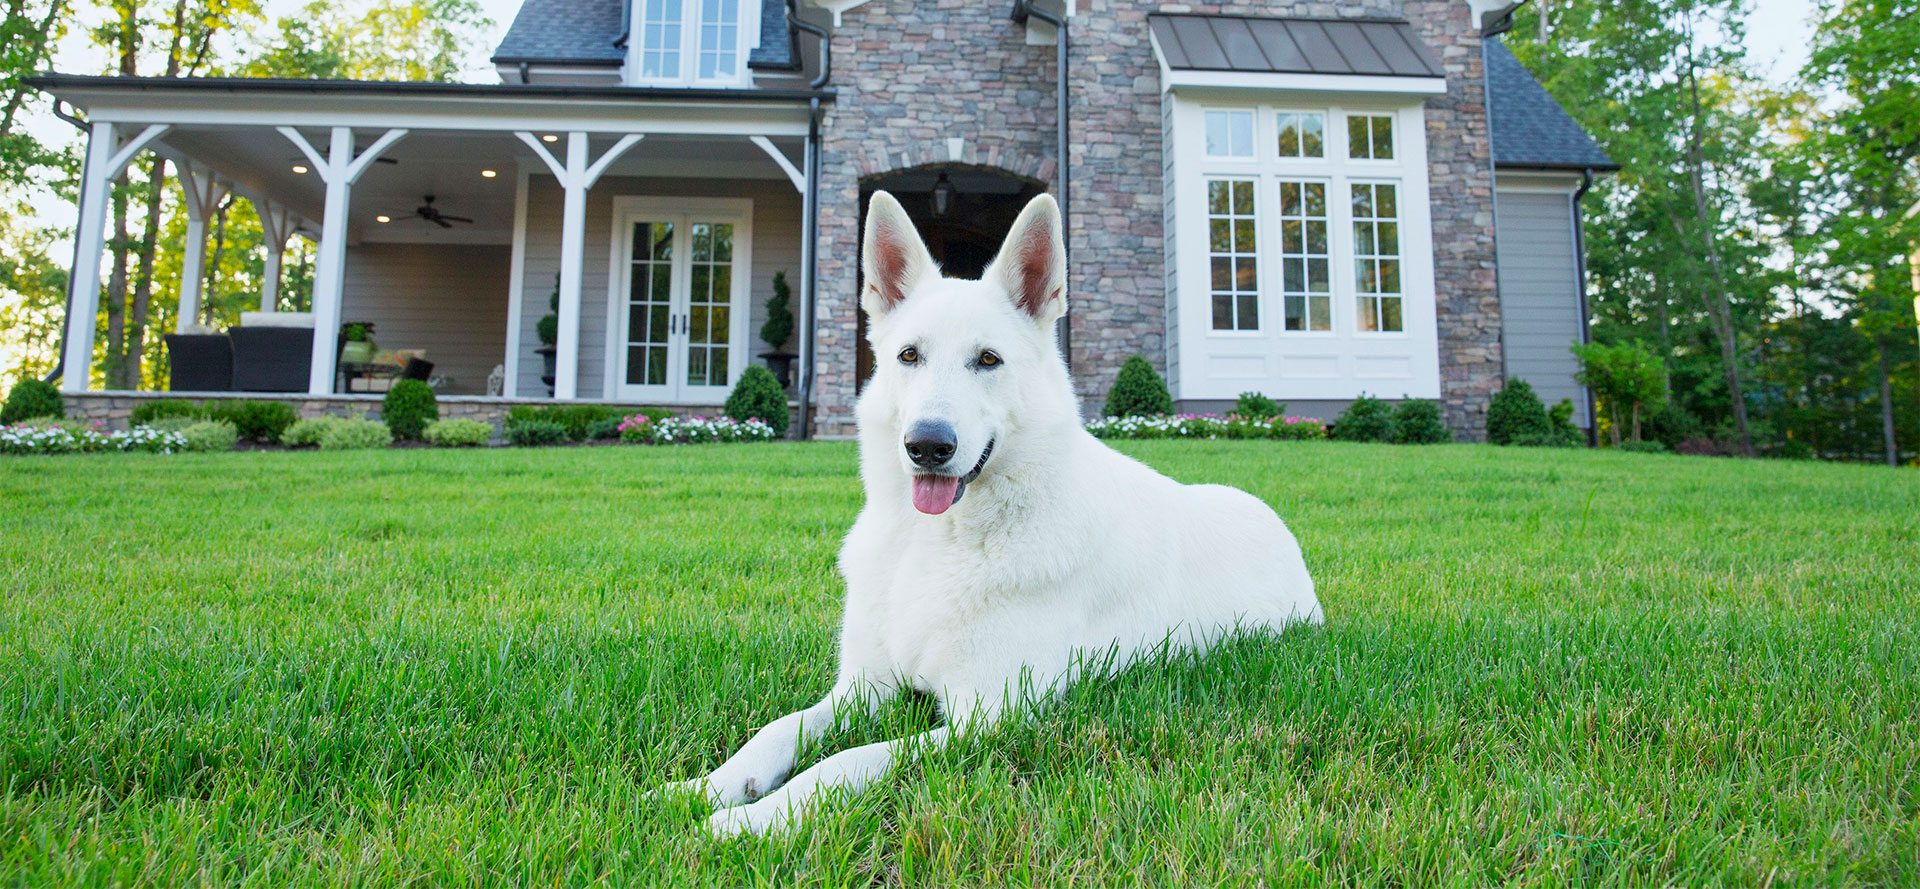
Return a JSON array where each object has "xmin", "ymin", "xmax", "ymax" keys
[{"xmin": 673, "ymin": 191, "xmax": 1322, "ymax": 837}]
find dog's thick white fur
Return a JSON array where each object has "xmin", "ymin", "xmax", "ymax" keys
[{"xmin": 671, "ymin": 191, "xmax": 1322, "ymax": 836}]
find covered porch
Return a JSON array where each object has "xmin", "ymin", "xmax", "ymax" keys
[{"xmin": 30, "ymin": 75, "xmax": 827, "ymax": 419}]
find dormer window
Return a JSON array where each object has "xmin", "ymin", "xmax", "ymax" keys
[{"xmin": 631, "ymin": 0, "xmax": 758, "ymax": 86}]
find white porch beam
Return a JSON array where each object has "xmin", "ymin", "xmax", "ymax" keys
[
  {"xmin": 514, "ymin": 130, "xmax": 643, "ymax": 399},
  {"xmin": 174, "ymin": 160, "xmax": 230, "ymax": 333},
  {"xmin": 60, "ymin": 122, "xmax": 170, "ymax": 393},
  {"xmin": 256, "ymin": 202, "xmax": 297, "ymax": 312},
  {"xmin": 750, "ymin": 136, "xmax": 806, "ymax": 195},
  {"xmin": 278, "ymin": 125, "xmax": 408, "ymax": 394}
]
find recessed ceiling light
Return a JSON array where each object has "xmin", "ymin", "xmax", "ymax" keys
[
  {"xmin": 481, "ymin": 169, "xmax": 497, "ymax": 178},
  {"xmin": 375, "ymin": 214, "xmax": 391, "ymax": 223},
  {"xmin": 541, "ymin": 134, "xmax": 558, "ymax": 143},
  {"xmin": 292, "ymin": 164, "xmax": 309, "ymax": 174}
]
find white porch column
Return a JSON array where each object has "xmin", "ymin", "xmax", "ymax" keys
[
  {"xmin": 174, "ymin": 161, "xmax": 230, "ymax": 333},
  {"xmin": 279, "ymin": 125, "xmax": 407, "ymax": 394},
  {"xmin": 515, "ymin": 130, "xmax": 643, "ymax": 399},
  {"xmin": 256, "ymin": 202, "xmax": 298, "ymax": 313},
  {"xmin": 60, "ymin": 121, "xmax": 170, "ymax": 393}
]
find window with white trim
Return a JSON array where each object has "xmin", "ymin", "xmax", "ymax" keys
[
  {"xmin": 1277, "ymin": 180, "xmax": 1331, "ymax": 331},
  {"xmin": 1206, "ymin": 179, "xmax": 1259, "ymax": 331},
  {"xmin": 1351, "ymin": 182, "xmax": 1403, "ymax": 332},
  {"xmin": 629, "ymin": 0, "xmax": 753, "ymax": 86},
  {"xmin": 1205, "ymin": 110, "xmax": 1254, "ymax": 159},
  {"xmin": 1347, "ymin": 114, "xmax": 1395, "ymax": 160},
  {"xmin": 1275, "ymin": 112, "xmax": 1325, "ymax": 159}
]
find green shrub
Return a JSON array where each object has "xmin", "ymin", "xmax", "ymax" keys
[
  {"xmin": 1572, "ymin": 341, "xmax": 1667, "ymax": 446},
  {"xmin": 1617, "ymin": 440, "xmax": 1669, "ymax": 454},
  {"xmin": 281, "ymin": 417, "xmax": 335, "ymax": 447},
  {"xmin": 725, "ymin": 365, "xmax": 790, "ymax": 437},
  {"xmin": 1511, "ymin": 431, "xmax": 1578, "ymax": 448},
  {"xmin": 585, "ymin": 416, "xmax": 625, "ymax": 441},
  {"xmin": 1393, "ymin": 398, "xmax": 1451, "ymax": 444},
  {"xmin": 1643, "ymin": 402, "xmax": 1699, "ymax": 451},
  {"xmin": 1103, "ymin": 355, "xmax": 1173, "ymax": 418},
  {"xmin": 506, "ymin": 404, "xmax": 668, "ymax": 441},
  {"xmin": 1548, "ymin": 399, "xmax": 1585, "ymax": 447},
  {"xmin": 1332, "ymin": 394, "xmax": 1396, "ymax": 442},
  {"xmin": 1487, "ymin": 379, "xmax": 1553, "ymax": 445},
  {"xmin": 317, "ymin": 417, "xmax": 392, "ymax": 450},
  {"xmin": 2, "ymin": 379, "xmax": 63, "ymax": 424},
  {"xmin": 131, "ymin": 399, "xmax": 205, "ymax": 426},
  {"xmin": 506, "ymin": 419, "xmax": 569, "ymax": 447},
  {"xmin": 143, "ymin": 416, "xmax": 203, "ymax": 434},
  {"xmin": 761, "ymin": 270, "xmax": 795, "ymax": 350},
  {"xmin": 179, "ymin": 420, "xmax": 239, "ymax": 453},
  {"xmin": 207, "ymin": 400, "xmax": 298, "ymax": 443},
  {"xmin": 423, "ymin": 418, "xmax": 493, "ymax": 447},
  {"xmin": 1235, "ymin": 392, "xmax": 1282, "ymax": 419},
  {"xmin": 381, "ymin": 379, "xmax": 439, "ymax": 441}
]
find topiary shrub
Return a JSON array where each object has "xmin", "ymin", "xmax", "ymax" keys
[
  {"xmin": 179, "ymin": 419, "xmax": 239, "ymax": 453},
  {"xmin": 423, "ymin": 418, "xmax": 493, "ymax": 447},
  {"xmin": 1393, "ymin": 398, "xmax": 1450, "ymax": 444},
  {"xmin": 1487, "ymin": 379, "xmax": 1553, "ymax": 445},
  {"xmin": 725, "ymin": 364, "xmax": 790, "ymax": 437},
  {"xmin": 1332, "ymin": 394, "xmax": 1396, "ymax": 442},
  {"xmin": 207, "ymin": 400, "xmax": 298, "ymax": 443},
  {"xmin": 1235, "ymin": 392, "xmax": 1282, "ymax": 419},
  {"xmin": 506, "ymin": 419, "xmax": 568, "ymax": 447},
  {"xmin": 2, "ymin": 379, "xmax": 64, "ymax": 425},
  {"xmin": 131, "ymin": 399, "xmax": 205, "ymax": 426},
  {"xmin": 761, "ymin": 270, "xmax": 795, "ymax": 351},
  {"xmin": 1104, "ymin": 355, "xmax": 1173, "ymax": 418},
  {"xmin": 317, "ymin": 417, "xmax": 392, "ymax": 450},
  {"xmin": 381, "ymin": 379, "xmax": 439, "ymax": 441}
]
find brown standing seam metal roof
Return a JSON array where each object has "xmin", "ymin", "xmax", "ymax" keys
[{"xmin": 1148, "ymin": 14, "xmax": 1445, "ymax": 78}]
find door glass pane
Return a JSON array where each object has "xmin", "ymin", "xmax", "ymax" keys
[
  {"xmin": 685, "ymin": 221, "xmax": 735, "ymax": 388},
  {"xmin": 626, "ymin": 220, "xmax": 673, "ymax": 385}
]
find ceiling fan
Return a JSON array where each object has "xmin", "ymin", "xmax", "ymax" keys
[{"xmin": 407, "ymin": 195, "xmax": 473, "ymax": 228}]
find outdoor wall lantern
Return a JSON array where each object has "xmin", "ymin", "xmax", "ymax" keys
[{"xmin": 931, "ymin": 172, "xmax": 955, "ymax": 218}]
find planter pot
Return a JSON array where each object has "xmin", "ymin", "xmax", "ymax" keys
[
  {"xmin": 759, "ymin": 350, "xmax": 797, "ymax": 389},
  {"xmin": 340, "ymin": 340, "xmax": 377, "ymax": 364},
  {"xmin": 535, "ymin": 346, "xmax": 557, "ymax": 396}
]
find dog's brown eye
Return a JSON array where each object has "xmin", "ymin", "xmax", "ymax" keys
[
  {"xmin": 898, "ymin": 346, "xmax": 919, "ymax": 364},
  {"xmin": 978, "ymin": 350, "xmax": 1001, "ymax": 368}
]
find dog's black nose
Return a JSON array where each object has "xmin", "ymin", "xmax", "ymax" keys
[{"xmin": 904, "ymin": 420, "xmax": 957, "ymax": 468}]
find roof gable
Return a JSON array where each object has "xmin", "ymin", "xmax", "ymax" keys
[{"xmin": 1485, "ymin": 38, "xmax": 1617, "ymax": 171}]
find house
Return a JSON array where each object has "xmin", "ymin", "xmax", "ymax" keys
[{"xmin": 29, "ymin": 0, "xmax": 1616, "ymax": 439}]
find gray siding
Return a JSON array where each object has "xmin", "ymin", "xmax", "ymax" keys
[
  {"xmin": 1495, "ymin": 189, "xmax": 1590, "ymax": 426},
  {"xmin": 517, "ymin": 176, "xmax": 802, "ymax": 400},
  {"xmin": 341, "ymin": 243, "xmax": 511, "ymax": 395}
]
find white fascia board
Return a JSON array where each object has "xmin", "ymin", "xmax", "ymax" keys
[{"xmin": 61, "ymin": 89, "xmax": 813, "ymax": 137}]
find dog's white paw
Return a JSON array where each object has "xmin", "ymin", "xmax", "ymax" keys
[{"xmin": 705, "ymin": 801, "xmax": 787, "ymax": 838}]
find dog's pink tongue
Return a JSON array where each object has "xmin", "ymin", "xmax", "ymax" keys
[{"xmin": 911, "ymin": 475, "xmax": 960, "ymax": 515}]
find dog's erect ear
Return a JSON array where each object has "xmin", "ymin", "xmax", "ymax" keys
[
  {"xmin": 985, "ymin": 193, "xmax": 1067, "ymax": 325},
  {"xmin": 861, "ymin": 191, "xmax": 936, "ymax": 318}
]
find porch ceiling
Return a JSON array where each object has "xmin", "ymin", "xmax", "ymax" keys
[{"xmin": 151, "ymin": 127, "xmax": 805, "ymax": 247}]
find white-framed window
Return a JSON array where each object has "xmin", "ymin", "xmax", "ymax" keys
[
  {"xmin": 1275, "ymin": 112, "xmax": 1325, "ymax": 159},
  {"xmin": 1347, "ymin": 114, "xmax": 1395, "ymax": 160},
  {"xmin": 1351, "ymin": 181, "xmax": 1403, "ymax": 333},
  {"xmin": 1277, "ymin": 179, "xmax": 1331, "ymax": 332},
  {"xmin": 1206, "ymin": 178, "xmax": 1260, "ymax": 331},
  {"xmin": 1168, "ymin": 95, "xmax": 1438, "ymax": 402},
  {"xmin": 1204, "ymin": 110, "xmax": 1255, "ymax": 159},
  {"xmin": 629, "ymin": 0, "xmax": 756, "ymax": 86}
]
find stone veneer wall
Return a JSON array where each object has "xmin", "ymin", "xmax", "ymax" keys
[
  {"xmin": 806, "ymin": 0, "xmax": 1501, "ymax": 440},
  {"xmin": 61, "ymin": 392, "xmax": 749, "ymax": 436}
]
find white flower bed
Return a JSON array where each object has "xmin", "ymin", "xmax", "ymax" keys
[
  {"xmin": 1085, "ymin": 413, "xmax": 1329, "ymax": 441},
  {"xmin": 618, "ymin": 414, "xmax": 777, "ymax": 444},
  {"xmin": 0, "ymin": 422, "xmax": 187, "ymax": 456}
]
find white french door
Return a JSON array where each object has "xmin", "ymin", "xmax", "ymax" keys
[{"xmin": 610, "ymin": 198, "xmax": 752, "ymax": 403}]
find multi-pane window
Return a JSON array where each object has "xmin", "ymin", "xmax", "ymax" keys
[
  {"xmin": 638, "ymin": 0, "xmax": 684, "ymax": 80},
  {"xmin": 1205, "ymin": 110, "xmax": 1254, "ymax": 158},
  {"xmin": 697, "ymin": 0, "xmax": 740, "ymax": 81},
  {"xmin": 686, "ymin": 222, "xmax": 735, "ymax": 386},
  {"xmin": 1275, "ymin": 113, "xmax": 1325, "ymax": 158},
  {"xmin": 1277, "ymin": 181, "xmax": 1331, "ymax": 331},
  {"xmin": 1347, "ymin": 115, "xmax": 1394, "ymax": 160},
  {"xmin": 626, "ymin": 221, "xmax": 674, "ymax": 385},
  {"xmin": 1351, "ymin": 183, "xmax": 1403, "ymax": 332},
  {"xmin": 1207, "ymin": 179, "xmax": 1259, "ymax": 331}
]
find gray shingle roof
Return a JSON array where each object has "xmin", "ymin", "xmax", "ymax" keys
[
  {"xmin": 491, "ymin": 0, "xmax": 795, "ymax": 70},
  {"xmin": 1485, "ymin": 38, "xmax": 1617, "ymax": 171},
  {"xmin": 1147, "ymin": 14, "xmax": 1444, "ymax": 78}
]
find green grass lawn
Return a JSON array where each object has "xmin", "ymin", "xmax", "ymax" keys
[{"xmin": 1, "ymin": 441, "xmax": 1916, "ymax": 887}]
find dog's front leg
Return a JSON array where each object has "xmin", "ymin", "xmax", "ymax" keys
[{"xmin": 669, "ymin": 680, "xmax": 890, "ymax": 809}]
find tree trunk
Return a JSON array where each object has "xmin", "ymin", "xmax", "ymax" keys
[
  {"xmin": 123, "ymin": 158, "xmax": 165, "ymax": 388},
  {"xmin": 1631, "ymin": 401, "xmax": 1642, "ymax": 443},
  {"xmin": 103, "ymin": 176, "xmax": 130, "ymax": 387},
  {"xmin": 1878, "ymin": 336, "xmax": 1898, "ymax": 467}
]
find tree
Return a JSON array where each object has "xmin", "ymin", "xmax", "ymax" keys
[
  {"xmin": 238, "ymin": 0, "xmax": 489, "ymax": 82},
  {"xmin": 1573, "ymin": 342, "xmax": 1669, "ymax": 445}
]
